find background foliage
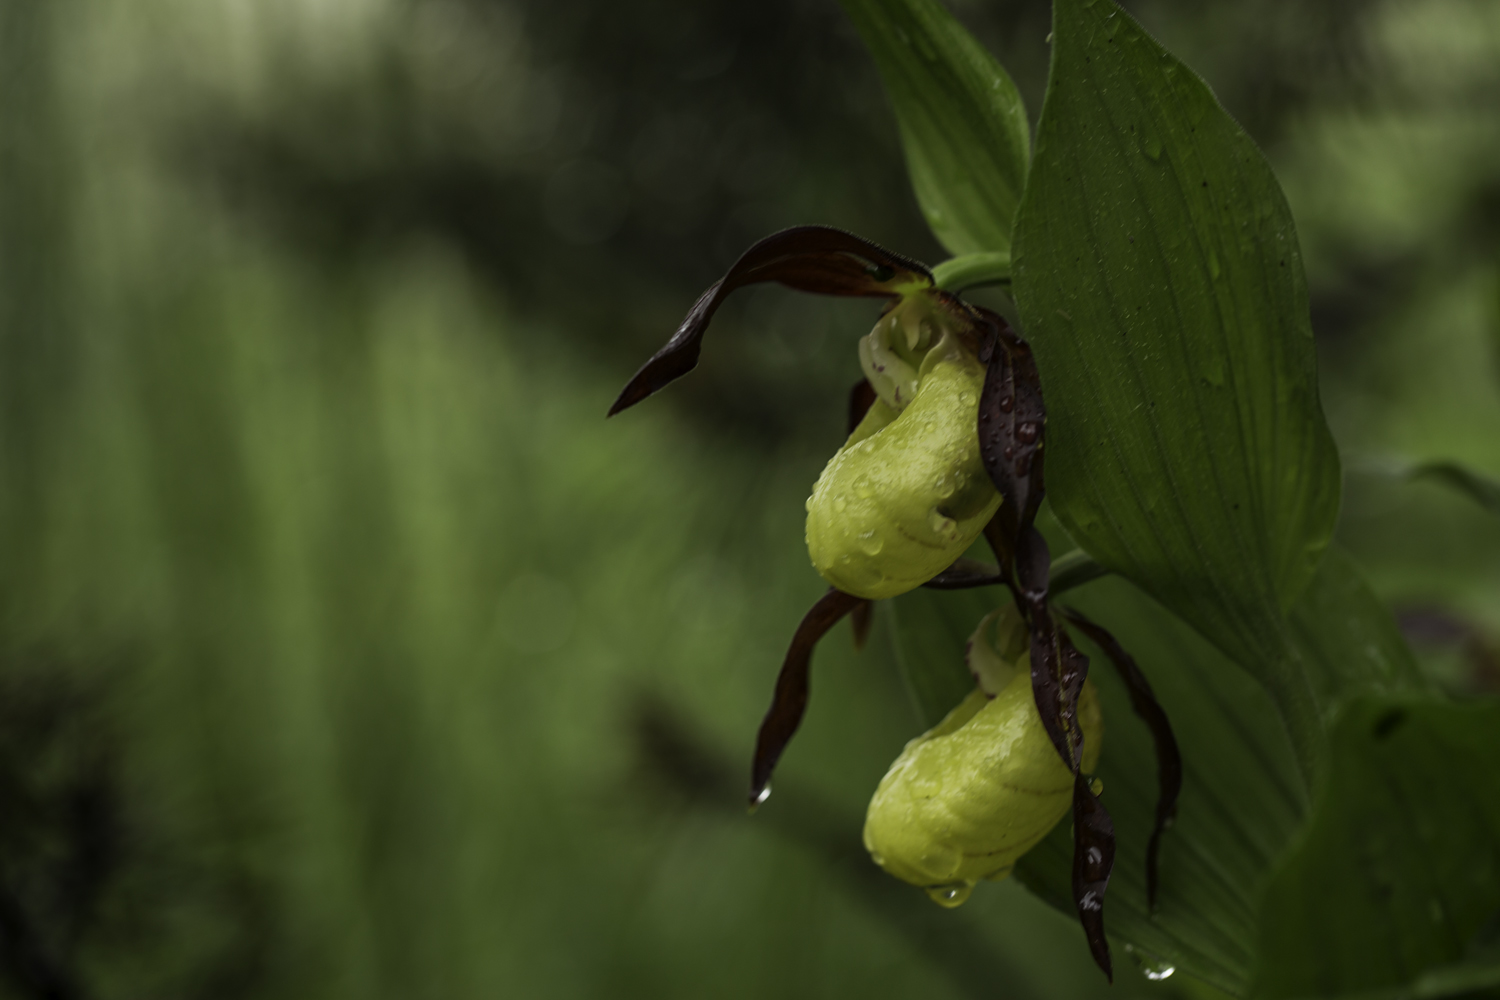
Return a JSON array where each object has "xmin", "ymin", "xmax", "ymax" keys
[{"xmin": 0, "ymin": 0, "xmax": 1498, "ymax": 997}]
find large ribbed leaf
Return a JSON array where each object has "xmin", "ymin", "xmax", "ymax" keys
[
  {"xmin": 1010, "ymin": 0, "xmax": 1342, "ymax": 777},
  {"xmin": 1253, "ymin": 696, "xmax": 1500, "ymax": 999},
  {"xmin": 838, "ymin": 0, "xmax": 1030, "ymax": 258}
]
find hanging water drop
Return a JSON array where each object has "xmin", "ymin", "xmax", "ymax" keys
[{"xmin": 925, "ymin": 882, "xmax": 973, "ymax": 908}]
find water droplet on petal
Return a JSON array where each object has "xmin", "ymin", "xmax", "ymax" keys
[
  {"xmin": 925, "ymin": 882, "xmax": 973, "ymax": 908},
  {"xmin": 857, "ymin": 531, "xmax": 884, "ymax": 556}
]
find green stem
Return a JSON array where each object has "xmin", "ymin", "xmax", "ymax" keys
[
  {"xmin": 932, "ymin": 252, "xmax": 1011, "ymax": 292},
  {"xmin": 1048, "ymin": 548, "xmax": 1107, "ymax": 595}
]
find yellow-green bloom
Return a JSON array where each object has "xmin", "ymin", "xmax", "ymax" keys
[
  {"xmin": 862, "ymin": 605, "xmax": 1103, "ymax": 907},
  {"xmin": 805, "ymin": 294, "xmax": 1000, "ymax": 599}
]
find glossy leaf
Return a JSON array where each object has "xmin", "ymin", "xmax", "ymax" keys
[
  {"xmin": 838, "ymin": 0, "xmax": 1030, "ymax": 257},
  {"xmin": 1253, "ymin": 696, "xmax": 1500, "ymax": 999},
  {"xmin": 1010, "ymin": 0, "xmax": 1342, "ymax": 778}
]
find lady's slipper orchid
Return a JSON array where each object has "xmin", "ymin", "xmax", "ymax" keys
[
  {"xmin": 807, "ymin": 292, "xmax": 1000, "ymax": 599},
  {"xmin": 609, "ymin": 225, "xmax": 1182, "ymax": 981},
  {"xmin": 864, "ymin": 603, "xmax": 1104, "ymax": 907}
]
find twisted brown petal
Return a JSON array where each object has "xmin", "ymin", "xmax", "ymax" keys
[
  {"xmin": 1061, "ymin": 608, "xmax": 1182, "ymax": 910},
  {"xmin": 748, "ymin": 588, "xmax": 868, "ymax": 808},
  {"xmin": 608, "ymin": 227, "xmax": 933, "ymax": 416}
]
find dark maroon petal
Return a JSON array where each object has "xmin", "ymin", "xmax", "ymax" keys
[
  {"xmin": 972, "ymin": 312, "xmax": 1117, "ymax": 980},
  {"xmin": 847, "ymin": 378, "xmax": 878, "ymax": 437},
  {"xmin": 1061, "ymin": 608, "xmax": 1182, "ymax": 910},
  {"xmin": 748, "ymin": 588, "xmax": 865, "ymax": 808},
  {"xmin": 1072, "ymin": 773, "xmax": 1117, "ymax": 982},
  {"xmin": 922, "ymin": 558, "xmax": 1006, "ymax": 590},
  {"xmin": 975, "ymin": 310, "xmax": 1048, "ymax": 543},
  {"xmin": 849, "ymin": 599, "xmax": 874, "ymax": 652},
  {"xmin": 608, "ymin": 226, "xmax": 933, "ymax": 417}
]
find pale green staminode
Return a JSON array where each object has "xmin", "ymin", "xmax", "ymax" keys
[
  {"xmin": 804, "ymin": 293, "xmax": 1000, "ymax": 600},
  {"xmin": 863, "ymin": 603, "xmax": 1104, "ymax": 908}
]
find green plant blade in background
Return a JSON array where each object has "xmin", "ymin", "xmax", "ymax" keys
[
  {"xmin": 1409, "ymin": 460, "xmax": 1500, "ymax": 516},
  {"xmin": 1010, "ymin": 0, "xmax": 1342, "ymax": 775},
  {"xmin": 1254, "ymin": 696, "xmax": 1500, "ymax": 999},
  {"xmin": 839, "ymin": 0, "xmax": 1030, "ymax": 259}
]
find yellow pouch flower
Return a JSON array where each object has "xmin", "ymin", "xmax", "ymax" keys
[
  {"xmin": 862, "ymin": 606, "xmax": 1103, "ymax": 907},
  {"xmin": 805, "ymin": 296, "xmax": 1001, "ymax": 600}
]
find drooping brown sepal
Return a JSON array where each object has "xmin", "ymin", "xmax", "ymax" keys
[
  {"xmin": 748, "ymin": 588, "xmax": 868, "ymax": 809},
  {"xmin": 974, "ymin": 311, "xmax": 1116, "ymax": 979},
  {"xmin": 608, "ymin": 227, "xmax": 933, "ymax": 416},
  {"xmin": 1061, "ymin": 608, "xmax": 1182, "ymax": 911}
]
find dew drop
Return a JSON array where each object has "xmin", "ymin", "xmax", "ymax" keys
[
  {"xmin": 1086, "ymin": 846, "xmax": 1104, "ymax": 866},
  {"xmin": 1016, "ymin": 422, "xmax": 1039, "ymax": 444},
  {"xmin": 926, "ymin": 882, "xmax": 973, "ymax": 908},
  {"xmin": 1090, "ymin": 777, "xmax": 1104, "ymax": 796},
  {"xmin": 998, "ymin": 395, "xmax": 1015, "ymax": 413},
  {"xmin": 1144, "ymin": 964, "xmax": 1176, "ymax": 982},
  {"xmin": 748, "ymin": 783, "xmax": 772, "ymax": 814},
  {"xmin": 959, "ymin": 390, "xmax": 975, "ymax": 406},
  {"xmin": 857, "ymin": 531, "xmax": 884, "ymax": 556},
  {"xmin": 833, "ymin": 496, "xmax": 848, "ymax": 513}
]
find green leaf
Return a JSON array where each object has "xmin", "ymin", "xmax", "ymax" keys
[
  {"xmin": 1286, "ymin": 545, "xmax": 1430, "ymax": 717},
  {"xmin": 1253, "ymin": 696, "xmax": 1500, "ymax": 999},
  {"xmin": 838, "ymin": 0, "xmax": 1030, "ymax": 257},
  {"xmin": 1010, "ymin": 0, "xmax": 1342, "ymax": 778}
]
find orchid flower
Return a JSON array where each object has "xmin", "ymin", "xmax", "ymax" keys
[{"xmin": 609, "ymin": 225, "xmax": 1181, "ymax": 980}]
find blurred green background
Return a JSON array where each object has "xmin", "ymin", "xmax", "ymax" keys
[{"xmin": 0, "ymin": 0, "xmax": 1497, "ymax": 997}]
